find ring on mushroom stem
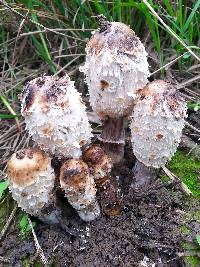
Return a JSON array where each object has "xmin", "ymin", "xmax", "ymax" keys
[
  {"xmin": 21, "ymin": 74, "xmax": 92, "ymax": 159},
  {"xmin": 59, "ymin": 159, "xmax": 100, "ymax": 222},
  {"xmin": 83, "ymin": 144, "xmax": 122, "ymax": 216},
  {"xmin": 130, "ymin": 80, "xmax": 187, "ymax": 187},
  {"xmin": 7, "ymin": 148, "xmax": 61, "ymax": 224},
  {"xmin": 80, "ymin": 18, "xmax": 149, "ymax": 164}
]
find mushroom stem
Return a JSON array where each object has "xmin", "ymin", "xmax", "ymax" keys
[
  {"xmin": 99, "ymin": 116, "xmax": 125, "ymax": 164},
  {"xmin": 97, "ymin": 175, "xmax": 122, "ymax": 216},
  {"xmin": 132, "ymin": 160, "xmax": 157, "ymax": 189}
]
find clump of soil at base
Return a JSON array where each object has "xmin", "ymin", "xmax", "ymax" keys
[{"xmin": 0, "ymin": 147, "xmax": 199, "ymax": 267}]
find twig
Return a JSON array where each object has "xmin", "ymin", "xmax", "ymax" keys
[
  {"xmin": 177, "ymin": 74, "xmax": 200, "ymax": 89},
  {"xmin": 185, "ymin": 121, "xmax": 200, "ymax": 134},
  {"xmin": 28, "ymin": 216, "xmax": 48, "ymax": 266},
  {"xmin": 180, "ymin": 135, "xmax": 200, "ymax": 159},
  {"xmin": 11, "ymin": 10, "xmax": 29, "ymax": 66},
  {"xmin": 162, "ymin": 166, "xmax": 192, "ymax": 195},
  {"xmin": 54, "ymin": 55, "xmax": 81, "ymax": 76},
  {"xmin": 151, "ymin": 52, "xmax": 187, "ymax": 75},
  {"xmin": 55, "ymin": 53, "xmax": 85, "ymax": 58},
  {"xmin": 0, "ymin": 204, "xmax": 18, "ymax": 242}
]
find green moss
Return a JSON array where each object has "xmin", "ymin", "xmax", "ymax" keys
[
  {"xmin": 159, "ymin": 174, "xmax": 171, "ymax": 183},
  {"xmin": 166, "ymin": 150, "xmax": 200, "ymax": 266},
  {"xmin": 168, "ymin": 150, "xmax": 200, "ymax": 198},
  {"xmin": 185, "ymin": 256, "xmax": 200, "ymax": 267},
  {"xmin": 181, "ymin": 224, "xmax": 191, "ymax": 235}
]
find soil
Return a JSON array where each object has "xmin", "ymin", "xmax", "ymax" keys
[{"xmin": 0, "ymin": 143, "xmax": 197, "ymax": 267}]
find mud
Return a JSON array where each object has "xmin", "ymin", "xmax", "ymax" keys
[{"xmin": 0, "ymin": 143, "xmax": 194, "ymax": 267}]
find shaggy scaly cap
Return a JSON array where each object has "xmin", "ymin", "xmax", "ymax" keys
[
  {"xmin": 7, "ymin": 148, "xmax": 55, "ymax": 216},
  {"xmin": 130, "ymin": 80, "xmax": 187, "ymax": 168},
  {"xmin": 81, "ymin": 21, "xmax": 149, "ymax": 118},
  {"xmin": 21, "ymin": 74, "xmax": 92, "ymax": 158},
  {"xmin": 60, "ymin": 159, "xmax": 100, "ymax": 222}
]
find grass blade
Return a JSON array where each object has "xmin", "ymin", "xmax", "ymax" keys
[{"xmin": 183, "ymin": 0, "xmax": 200, "ymax": 32}]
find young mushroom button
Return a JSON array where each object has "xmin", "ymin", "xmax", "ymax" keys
[
  {"xmin": 83, "ymin": 145, "xmax": 122, "ymax": 216},
  {"xmin": 59, "ymin": 159, "xmax": 100, "ymax": 222},
  {"xmin": 7, "ymin": 148, "xmax": 60, "ymax": 224}
]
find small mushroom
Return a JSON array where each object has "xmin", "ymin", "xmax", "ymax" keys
[
  {"xmin": 83, "ymin": 145, "xmax": 122, "ymax": 216},
  {"xmin": 130, "ymin": 80, "xmax": 187, "ymax": 171},
  {"xmin": 7, "ymin": 148, "xmax": 60, "ymax": 224},
  {"xmin": 59, "ymin": 159, "xmax": 100, "ymax": 222},
  {"xmin": 21, "ymin": 74, "xmax": 92, "ymax": 159},
  {"xmin": 81, "ymin": 16, "xmax": 149, "ymax": 163}
]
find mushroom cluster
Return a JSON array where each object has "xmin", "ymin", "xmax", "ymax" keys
[{"xmin": 6, "ymin": 17, "xmax": 188, "ymax": 224}]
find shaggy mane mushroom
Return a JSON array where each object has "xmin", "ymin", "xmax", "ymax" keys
[
  {"xmin": 81, "ymin": 16, "xmax": 149, "ymax": 164},
  {"xmin": 7, "ymin": 148, "xmax": 60, "ymax": 224},
  {"xmin": 130, "ymin": 80, "xmax": 187, "ymax": 187},
  {"xmin": 21, "ymin": 74, "xmax": 92, "ymax": 159},
  {"xmin": 59, "ymin": 159, "xmax": 100, "ymax": 222},
  {"xmin": 83, "ymin": 144, "xmax": 122, "ymax": 216}
]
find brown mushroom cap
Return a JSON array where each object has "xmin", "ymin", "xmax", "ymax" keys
[
  {"xmin": 7, "ymin": 148, "xmax": 56, "ymax": 216},
  {"xmin": 7, "ymin": 148, "xmax": 50, "ymax": 187},
  {"xmin": 21, "ymin": 74, "xmax": 92, "ymax": 158},
  {"xmin": 136, "ymin": 80, "xmax": 186, "ymax": 118},
  {"xmin": 59, "ymin": 159, "xmax": 90, "ymax": 191},
  {"xmin": 83, "ymin": 145, "xmax": 112, "ymax": 177},
  {"xmin": 59, "ymin": 159, "xmax": 100, "ymax": 221},
  {"xmin": 81, "ymin": 21, "xmax": 149, "ymax": 119}
]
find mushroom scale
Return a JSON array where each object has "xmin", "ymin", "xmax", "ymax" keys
[
  {"xmin": 81, "ymin": 21, "xmax": 149, "ymax": 119},
  {"xmin": 7, "ymin": 148, "xmax": 56, "ymax": 217},
  {"xmin": 59, "ymin": 159, "xmax": 100, "ymax": 222},
  {"xmin": 130, "ymin": 80, "xmax": 187, "ymax": 168},
  {"xmin": 21, "ymin": 74, "xmax": 92, "ymax": 158}
]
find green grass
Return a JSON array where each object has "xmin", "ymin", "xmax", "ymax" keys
[
  {"xmin": 1, "ymin": 1, "xmax": 200, "ymax": 71},
  {"xmin": 0, "ymin": 0, "xmax": 200, "ymax": 119}
]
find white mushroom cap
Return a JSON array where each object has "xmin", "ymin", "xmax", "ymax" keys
[
  {"xmin": 60, "ymin": 159, "xmax": 100, "ymax": 222},
  {"xmin": 130, "ymin": 80, "xmax": 187, "ymax": 168},
  {"xmin": 7, "ymin": 148, "xmax": 55, "ymax": 216},
  {"xmin": 80, "ymin": 21, "xmax": 149, "ymax": 118},
  {"xmin": 21, "ymin": 74, "xmax": 92, "ymax": 158}
]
